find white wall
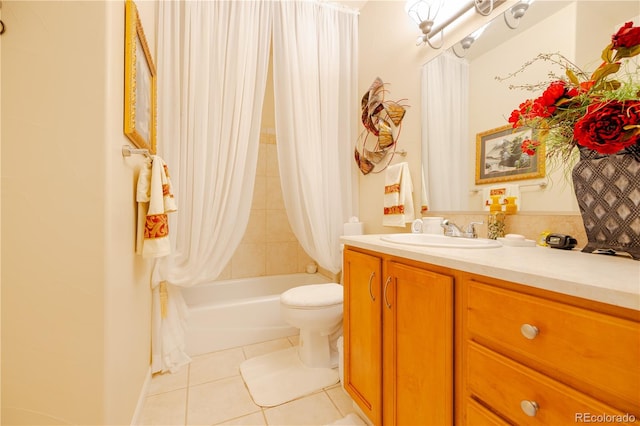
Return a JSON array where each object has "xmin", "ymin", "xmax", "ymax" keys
[
  {"xmin": 1, "ymin": 1, "xmax": 153, "ymax": 424},
  {"xmin": 357, "ymin": 1, "xmax": 424, "ymax": 235}
]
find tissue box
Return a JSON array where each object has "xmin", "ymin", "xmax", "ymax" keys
[{"xmin": 343, "ymin": 222, "xmax": 364, "ymax": 236}]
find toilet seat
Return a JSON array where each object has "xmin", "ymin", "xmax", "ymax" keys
[{"xmin": 281, "ymin": 283, "xmax": 343, "ymax": 308}]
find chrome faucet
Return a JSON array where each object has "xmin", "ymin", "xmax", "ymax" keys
[{"xmin": 441, "ymin": 219, "xmax": 483, "ymax": 238}]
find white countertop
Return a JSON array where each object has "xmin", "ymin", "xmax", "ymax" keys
[{"xmin": 341, "ymin": 234, "xmax": 640, "ymax": 311}]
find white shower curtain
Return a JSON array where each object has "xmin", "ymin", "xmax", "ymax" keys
[
  {"xmin": 153, "ymin": 0, "xmax": 272, "ymax": 373},
  {"xmin": 272, "ymin": 1, "xmax": 358, "ymax": 274},
  {"xmin": 421, "ymin": 52, "xmax": 470, "ymax": 211}
]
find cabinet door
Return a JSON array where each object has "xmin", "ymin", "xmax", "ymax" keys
[
  {"xmin": 343, "ymin": 249, "xmax": 382, "ymax": 425},
  {"xmin": 383, "ymin": 262, "xmax": 454, "ymax": 426}
]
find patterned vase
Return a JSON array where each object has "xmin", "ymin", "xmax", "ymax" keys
[{"xmin": 571, "ymin": 146, "xmax": 640, "ymax": 260}]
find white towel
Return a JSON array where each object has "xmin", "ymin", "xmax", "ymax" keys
[
  {"xmin": 136, "ymin": 155, "xmax": 177, "ymax": 258},
  {"xmin": 383, "ymin": 162, "xmax": 415, "ymax": 227},
  {"xmin": 420, "ymin": 164, "xmax": 429, "ymax": 215}
]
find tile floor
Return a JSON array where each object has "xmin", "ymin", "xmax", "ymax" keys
[{"xmin": 137, "ymin": 335, "xmax": 363, "ymax": 426}]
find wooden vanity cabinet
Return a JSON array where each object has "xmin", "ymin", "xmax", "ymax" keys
[
  {"xmin": 343, "ymin": 246, "xmax": 454, "ymax": 426},
  {"xmin": 459, "ymin": 273, "xmax": 640, "ymax": 425},
  {"xmin": 343, "ymin": 244, "xmax": 639, "ymax": 426},
  {"xmin": 343, "ymin": 248, "xmax": 382, "ymax": 424}
]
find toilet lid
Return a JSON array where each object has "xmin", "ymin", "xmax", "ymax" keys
[{"xmin": 280, "ymin": 283, "xmax": 343, "ymax": 307}]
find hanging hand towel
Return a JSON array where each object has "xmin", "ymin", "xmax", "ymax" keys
[
  {"xmin": 420, "ymin": 165, "xmax": 429, "ymax": 215},
  {"xmin": 136, "ymin": 155, "xmax": 177, "ymax": 258},
  {"xmin": 383, "ymin": 162, "xmax": 415, "ymax": 227}
]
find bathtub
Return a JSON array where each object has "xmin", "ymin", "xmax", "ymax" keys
[{"xmin": 182, "ymin": 272, "xmax": 334, "ymax": 356}]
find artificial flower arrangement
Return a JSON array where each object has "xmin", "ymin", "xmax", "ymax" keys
[{"xmin": 505, "ymin": 22, "xmax": 640, "ymax": 166}]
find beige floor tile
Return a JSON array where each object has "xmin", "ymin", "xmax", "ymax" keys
[
  {"xmin": 242, "ymin": 337, "xmax": 294, "ymax": 360},
  {"xmin": 147, "ymin": 367, "xmax": 190, "ymax": 396},
  {"xmin": 263, "ymin": 392, "xmax": 342, "ymax": 426},
  {"xmin": 325, "ymin": 385, "xmax": 356, "ymax": 418},
  {"xmin": 142, "ymin": 338, "xmax": 359, "ymax": 426},
  {"xmin": 138, "ymin": 388, "xmax": 187, "ymax": 426},
  {"xmin": 187, "ymin": 376, "xmax": 260, "ymax": 425},
  {"xmin": 214, "ymin": 410, "xmax": 267, "ymax": 425},
  {"xmin": 189, "ymin": 347, "xmax": 245, "ymax": 386}
]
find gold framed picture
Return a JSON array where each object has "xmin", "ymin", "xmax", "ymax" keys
[
  {"xmin": 124, "ymin": 0, "xmax": 157, "ymax": 154},
  {"xmin": 475, "ymin": 124, "xmax": 545, "ymax": 185}
]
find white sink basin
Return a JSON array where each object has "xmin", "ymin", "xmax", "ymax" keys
[{"xmin": 380, "ymin": 233, "xmax": 502, "ymax": 249}]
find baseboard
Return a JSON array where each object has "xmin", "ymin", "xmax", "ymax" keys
[{"xmin": 130, "ymin": 367, "xmax": 152, "ymax": 426}]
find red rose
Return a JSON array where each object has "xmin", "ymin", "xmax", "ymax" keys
[
  {"xmin": 509, "ymin": 109, "xmax": 522, "ymax": 128},
  {"xmin": 529, "ymin": 80, "xmax": 578, "ymax": 118},
  {"xmin": 612, "ymin": 22, "xmax": 640, "ymax": 49},
  {"xmin": 520, "ymin": 139, "xmax": 540, "ymax": 156},
  {"xmin": 579, "ymin": 80, "xmax": 595, "ymax": 93},
  {"xmin": 573, "ymin": 101, "xmax": 640, "ymax": 154},
  {"xmin": 509, "ymin": 99, "xmax": 538, "ymax": 127},
  {"xmin": 539, "ymin": 80, "xmax": 567, "ymax": 107}
]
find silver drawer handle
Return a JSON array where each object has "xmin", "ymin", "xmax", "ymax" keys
[
  {"xmin": 520, "ymin": 323, "xmax": 539, "ymax": 340},
  {"xmin": 368, "ymin": 272, "xmax": 375, "ymax": 301},
  {"xmin": 520, "ymin": 400, "xmax": 539, "ymax": 417},
  {"xmin": 383, "ymin": 276, "xmax": 392, "ymax": 309}
]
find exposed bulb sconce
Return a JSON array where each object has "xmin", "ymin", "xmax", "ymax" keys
[
  {"xmin": 407, "ymin": 0, "xmax": 501, "ymax": 49},
  {"xmin": 452, "ymin": 35, "xmax": 476, "ymax": 58},
  {"xmin": 504, "ymin": 0, "xmax": 533, "ymax": 29},
  {"xmin": 406, "ymin": 0, "xmax": 445, "ymax": 48},
  {"xmin": 451, "ymin": 23, "xmax": 489, "ymax": 58}
]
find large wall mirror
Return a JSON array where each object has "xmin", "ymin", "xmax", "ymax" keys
[{"xmin": 421, "ymin": 1, "xmax": 639, "ymax": 213}]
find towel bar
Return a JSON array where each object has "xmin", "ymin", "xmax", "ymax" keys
[
  {"xmin": 122, "ymin": 145, "xmax": 152, "ymax": 159},
  {"xmin": 468, "ymin": 181, "xmax": 547, "ymax": 194}
]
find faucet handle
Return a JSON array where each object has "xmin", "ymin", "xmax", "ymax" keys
[{"xmin": 465, "ymin": 221, "xmax": 483, "ymax": 238}]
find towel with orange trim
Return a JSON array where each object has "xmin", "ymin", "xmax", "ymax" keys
[
  {"xmin": 383, "ymin": 162, "xmax": 414, "ymax": 227},
  {"xmin": 136, "ymin": 155, "xmax": 177, "ymax": 257}
]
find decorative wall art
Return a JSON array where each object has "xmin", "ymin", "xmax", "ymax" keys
[
  {"xmin": 475, "ymin": 124, "xmax": 545, "ymax": 184},
  {"xmin": 355, "ymin": 77, "xmax": 409, "ymax": 174},
  {"xmin": 124, "ymin": 0, "xmax": 157, "ymax": 154}
]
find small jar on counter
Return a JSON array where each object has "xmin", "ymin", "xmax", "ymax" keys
[
  {"xmin": 487, "ymin": 195, "xmax": 506, "ymax": 240},
  {"xmin": 487, "ymin": 211, "xmax": 506, "ymax": 240}
]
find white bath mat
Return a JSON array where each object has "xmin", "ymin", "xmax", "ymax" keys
[
  {"xmin": 325, "ymin": 413, "xmax": 368, "ymax": 425},
  {"xmin": 240, "ymin": 347, "xmax": 339, "ymax": 407}
]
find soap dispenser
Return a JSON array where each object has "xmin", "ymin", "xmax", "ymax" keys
[
  {"xmin": 505, "ymin": 196, "xmax": 518, "ymax": 215},
  {"xmin": 487, "ymin": 195, "xmax": 506, "ymax": 240}
]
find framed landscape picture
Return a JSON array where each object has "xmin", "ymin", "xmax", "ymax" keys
[{"xmin": 475, "ymin": 124, "xmax": 545, "ymax": 184}]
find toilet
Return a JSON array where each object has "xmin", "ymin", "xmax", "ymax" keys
[{"xmin": 280, "ymin": 283, "xmax": 344, "ymax": 369}]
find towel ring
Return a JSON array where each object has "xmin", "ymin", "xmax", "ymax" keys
[{"xmin": 0, "ymin": 20, "xmax": 5, "ymax": 35}]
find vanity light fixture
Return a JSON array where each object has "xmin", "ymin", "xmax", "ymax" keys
[
  {"xmin": 504, "ymin": 0, "xmax": 534, "ymax": 29},
  {"xmin": 407, "ymin": 0, "xmax": 502, "ymax": 49}
]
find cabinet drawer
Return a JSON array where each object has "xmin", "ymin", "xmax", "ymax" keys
[
  {"xmin": 466, "ymin": 279, "xmax": 640, "ymax": 413},
  {"xmin": 465, "ymin": 398, "xmax": 510, "ymax": 425},
  {"xmin": 467, "ymin": 342, "xmax": 637, "ymax": 425}
]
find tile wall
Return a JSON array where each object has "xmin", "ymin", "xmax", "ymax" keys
[
  {"xmin": 428, "ymin": 212, "xmax": 587, "ymax": 247},
  {"xmin": 216, "ymin": 131, "xmax": 314, "ymax": 280}
]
